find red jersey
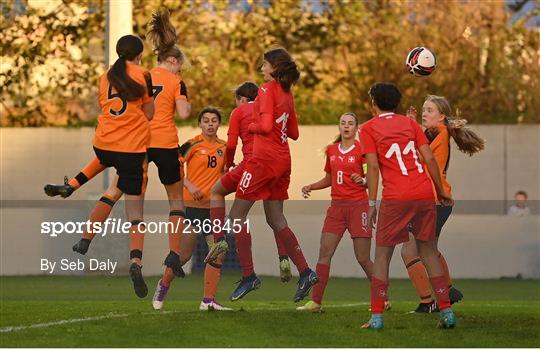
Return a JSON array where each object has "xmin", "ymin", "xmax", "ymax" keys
[
  {"xmin": 360, "ymin": 113, "xmax": 433, "ymax": 200},
  {"xmin": 226, "ymin": 102, "xmax": 255, "ymax": 168},
  {"xmin": 249, "ymin": 80, "xmax": 299, "ymax": 162},
  {"xmin": 324, "ymin": 141, "xmax": 368, "ymax": 201}
]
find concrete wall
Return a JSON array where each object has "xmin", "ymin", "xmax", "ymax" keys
[{"xmin": 1, "ymin": 126, "xmax": 539, "ymax": 277}]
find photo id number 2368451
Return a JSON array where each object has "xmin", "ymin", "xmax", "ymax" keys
[{"xmin": 183, "ymin": 218, "xmax": 249, "ymax": 234}]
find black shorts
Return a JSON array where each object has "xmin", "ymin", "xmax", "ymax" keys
[
  {"xmin": 93, "ymin": 147, "xmax": 146, "ymax": 195},
  {"xmin": 185, "ymin": 207, "xmax": 212, "ymax": 236},
  {"xmin": 435, "ymin": 205, "xmax": 453, "ymax": 237},
  {"xmin": 147, "ymin": 147, "xmax": 181, "ymax": 185}
]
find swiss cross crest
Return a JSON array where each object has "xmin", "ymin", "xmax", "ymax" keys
[{"xmin": 348, "ymin": 156, "xmax": 355, "ymax": 163}]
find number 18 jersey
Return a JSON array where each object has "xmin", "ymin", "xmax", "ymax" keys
[
  {"xmin": 360, "ymin": 113, "xmax": 433, "ymax": 200},
  {"xmin": 324, "ymin": 141, "xmax": 368, "ymax": 201}
]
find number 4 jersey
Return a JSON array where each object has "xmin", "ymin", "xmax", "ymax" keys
[
  {"xmin": 324, "ymin": 141, "xmax": 368, "ymax": 201},
  {"xmin": 360, "ymin": 113, "xmax": 434, "ymax": 200},
  {"xmin": 249, "ymin": 80, "xmax": 299, "ymax": 163},
  {"xmin": 93, "ymin": 62, "xmax": 153, "ymax": 153}
]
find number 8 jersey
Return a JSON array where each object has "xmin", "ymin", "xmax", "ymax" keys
[
  {"xmin": 360, "ymin": 113, "xmax": 433, "ymax": 200},
  {"xmin": 324, "ymin": 141, "xmax": 368, "ymax": 201}
]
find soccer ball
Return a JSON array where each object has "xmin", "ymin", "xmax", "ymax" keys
[{"xmin": 406, "ymin": 47, "xmax": 436, "ymax": 76}]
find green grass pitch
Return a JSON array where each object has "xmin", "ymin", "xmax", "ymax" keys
[{"xmin": 1, "ymin": 273, "xmax": 539, "ymax": 347}]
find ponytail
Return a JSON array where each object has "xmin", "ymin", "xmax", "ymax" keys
[
  {"xmin": 263, "ymin": 48, "xmax": 300, "ymax": 92},
  {"xmin": 425, "ymin": 95, "xmax": 485, "ymax": 156},
  {"xmin": 146, "ymin": 8, "xmax": 188, "ymax": 66},
  {"xmin": 107, "ymin": 35, "xmax": 146, "ymax": 101}
]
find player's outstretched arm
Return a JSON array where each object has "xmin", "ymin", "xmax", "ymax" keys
[
  {"xmin": 418, "ymin": 144, "xmax": 453, "ymax": 206},
  {"xmin": 302, "ymin": 173, "xmax": 331, "ymax": 198}
]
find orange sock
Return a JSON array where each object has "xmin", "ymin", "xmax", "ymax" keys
[
  {"xmin": 68, "ymin": 157, "xmax": 105, "ymax": 188},
  {"xmin": 203, "ymin": 262, "xmax": 222, "ymax": 300},
  {"xmin": 82, "ymin": 194, "xmax": 116, "ymax": 241},
  {"xmin": 161, "ymin": 267, "xmax": 175, "ymax": 287},
  {"xmin": 168, "ymin": 210, "xmax": 185, "ymax": 254},
  {"xmin": 438, "ymin": 253, "xmax": 453, "ymax": 288},
  {"xmin": 129, "ymin": 221, "xmax": 145, "ymax": 265},
  {"xmin": 404, "ymin": 256, "xmax": 433, "ymax": 303}
]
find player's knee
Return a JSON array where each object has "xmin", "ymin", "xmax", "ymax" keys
[{"xmin": 355, "ymin": 254, "xmax": 370, "ymax": 267}]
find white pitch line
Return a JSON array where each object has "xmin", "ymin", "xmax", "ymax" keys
[
  {"xmin": 0, "ymin": 303, "xmax": 368, "ymax": 333},
  {"xmin": 0, "ymin": 312, "xmax": 129, "ymax": 333}
]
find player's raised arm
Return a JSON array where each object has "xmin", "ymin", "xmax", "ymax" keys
[{"xmin": 175, "ymin": 80, "xmax": 191, "ymax": 120}]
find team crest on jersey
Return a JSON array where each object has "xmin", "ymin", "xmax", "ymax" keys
[
  {"xmin": 217, "ymin": 149, "xmax": 223, "ymax": 157},
  {"xmin": 330, "ymin": 155, "xmax": 336, "ymax": 162},
  {"xmin": 201, "ymin": 149, "xmax": 207, "ymax": 155},
  {"xmin": 348, "ymin": 156, "xmax": 355, "ymax": 163}
]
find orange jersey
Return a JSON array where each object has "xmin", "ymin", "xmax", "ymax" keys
[
  {"xmin": 180, "ymin": 134, "xmax": 226, "ymax": 208},
  {"xmin": 424, "ymin": 124, "xmax": 452, "ymax": 197},
  {"xmin": 148, "ymin": 67, "xmax": 187, "ymax": 149},
  {"xmin": 93, "ymin": 62, "xmax": 153, "ymax": 153}
]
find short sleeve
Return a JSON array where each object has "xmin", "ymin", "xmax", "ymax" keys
[
  {"xmin": 178, "ymin": 80, "xmax": 188, "ymax": 100},
  {"xmin": 324, "ymin": 149, "xmax": 331, "ymax": 173},
  {"xmin": 413, "ymin": 121, "xmax": 429, "ymax": 147},
  {"xmin": 360, "ymin": 125, "xmax": 377, "ymax": 155}
]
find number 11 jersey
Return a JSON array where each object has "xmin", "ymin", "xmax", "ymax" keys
[{"xmin": 360, "ymin": 113, "xmax": 434, "ymax": 200}]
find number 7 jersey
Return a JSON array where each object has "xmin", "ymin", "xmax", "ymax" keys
[{"xmin": 359, "ymin": 113, "xmax": 434, "ymax": 200}]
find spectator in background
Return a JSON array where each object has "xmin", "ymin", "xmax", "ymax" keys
[{"xmin": 508, "ymin": 190, "xmax": 531, "ymax": 216}]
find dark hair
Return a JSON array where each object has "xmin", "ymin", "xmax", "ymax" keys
[
  {"xmin": 146, "ymin": 8, "xmax": 188, "ymax": 65},
  {"xmin": 263, "ymin": 48, "xmax": 300, "ymax": 92},
  {"xmin": 332, "ymin": 112, "xmax": 359, "ymax": 144},
  {"xmin": 198, "ymin": 106, "xmax": 222, "ymax": 123},
  {"xmin": 235, "ymin": 81, "xmax": 258, "ymax": 101},
  {"xmin": 515, "ymin": 190, "xmax": 528, "ymax": 198},
  {"xmin": 107, "ymin": 35, "xmax": 146, "ymax": 101},
  {"xmin": 368, "ymin": 82, "xmax": 402, "ymax": 112},
  {"xmin": 425, "ymin": 95, "xmax": 485, "ymax": 156}
]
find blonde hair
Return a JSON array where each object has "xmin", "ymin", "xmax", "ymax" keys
[
  {"xmin": 146, "ymin": 8, "xmax": 189, "ymax": 67},
  {"xmin": 425, "ymin": 95, "xmax": 485, "ymax": 156},
  {"xmin": 330, "ymin": 112, "xmax": 358, "ymax": 147}
]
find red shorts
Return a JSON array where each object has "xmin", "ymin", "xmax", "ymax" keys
[
  {"xmin": 220, "ymin": 160, "xmax": 246, "ymax": 192},
  {"xmin": 235, "ymin": 158, "xmax": 290, "ymax": 201},
  {"xmin": 322, "ymin": 200, "xmax": 371, "ymax": 238},
  {"xmin": 376, "ymin": 199, "xmax": 436, "ymax": 246}
]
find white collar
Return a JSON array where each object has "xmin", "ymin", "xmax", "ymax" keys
[
  {"xmin": 378, "ymin": 112, "xmax": 394, "ymax": 118},
  {"xmin": 338, "ymin": 143, "xmax": 356, "ymax": 154}
]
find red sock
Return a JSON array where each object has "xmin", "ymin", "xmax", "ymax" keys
[
  {"xmin": 210, "ymin": 207, "xmax": 225, "ymax": 242},
  {"xmin": 438, "ymin": 253, "xmax": 453, "ymax": 288},
  {"xmin": 82, "ymin": 195, "xmax": 115, "ymax": 241},
  {"xmin": 273, "ymin": 230, "xmax": 287, "ymax": 257},
  {"xmin": 275, "ymin": 227, "xmax": 308, "ymax": 274},
  {"xmin": 235, "ymin": 224, "xmax": 254, "ymax": 277},
  {"xmin": 370, "ymin": 276, "xmax": 388, "ymax": 314},
  {"xmin": 312, "ymin": 263, "xmax": 330, "ymax": 305},
  {"xmin": 430, "ymin": 275, "xmax": 451, "ymax": 311}
]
